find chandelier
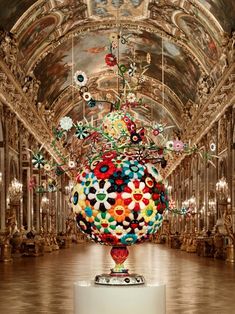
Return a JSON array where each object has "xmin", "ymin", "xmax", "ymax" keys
[
  {"xmin": 8, "ymin": 178, "xmax": 23, "ymax": 203},
  {"xmin": 216, "ymin": 177, "xmax": 228, "ymax": 201},
  {"xmin": 41, "ymin": 195, "xmax": 49, "ymax": 213}
]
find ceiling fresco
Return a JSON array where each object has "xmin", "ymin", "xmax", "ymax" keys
[
  {"xmin": 198, "ymin": 0, "xmax": 235, "ymax": 33},
  {"xmin": 0, "ymin": 0, "xmax": 37, "ymax": 31},
  {"xmin": 0, "ymin": 0, "xmax": 234, "ymax": 144},
  {"xmin": 87, "ymin": 0, "xmax": 148, "ymax": 19},
  {"xmin": 34, "ymin": 28, "xmax": 200, "ymax": 107},
  {"xmin": 18, "ymin": 15, "xmax": 59, "ymax": 62},
  {"xmin": 175, "ymin": 15, "xmax": 218, "ymax": 62}
]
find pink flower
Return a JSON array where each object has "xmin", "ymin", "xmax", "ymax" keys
[{"xmin": 173, "ymin": 140, "xmax": 184, "ymax": 152}]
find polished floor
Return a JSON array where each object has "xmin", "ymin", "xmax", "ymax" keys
[{"xmin": 0, "ymin": 243, "xmax": 235, "ymax": 314}]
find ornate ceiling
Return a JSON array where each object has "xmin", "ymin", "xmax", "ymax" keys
[{"xmin": 0, "ymin": 0, "xmax": 235, "ymax": 175}]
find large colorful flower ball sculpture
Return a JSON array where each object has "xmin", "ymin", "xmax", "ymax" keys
[{"xmin": 72, "ymin": 154, "xmax": 169, "ymax": 247}]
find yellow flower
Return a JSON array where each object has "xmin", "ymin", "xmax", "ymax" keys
[
  {"xmin": 109, "ymin": 32, "xmax": 118, "ymax": 42},
  {"xmin": 44, "ymin": 164, "xmax": 51, "ymax": 171}
]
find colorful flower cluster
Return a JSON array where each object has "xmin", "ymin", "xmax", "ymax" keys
[{"xmin": 72, "ymin": 154, "xmax": 169, "ymax": 246}]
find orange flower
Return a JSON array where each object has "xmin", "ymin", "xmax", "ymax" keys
[{"xmin": 108, "ymin": 198, "xmax": 130, "ymax": 222}]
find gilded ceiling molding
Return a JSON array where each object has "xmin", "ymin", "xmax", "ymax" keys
[
  {"xmin": 11, "ymin": 0, "xmax": 49, "ymax": 33},
  {"xmin": 186, "ymin": 67, "xmax": 235, "ymax": 142},
  {"xmin": 148, "ymin": 0, "xmax": 223, "ymax": 44},
  {"xmin": 0, "ymin": 59, "xmax": 67, "ymax": 166},
  {"xmin": 190, "ymin": 0, "xmax": 225, "ymax": 35},
  {"xmin": 165, "ymin": 63, "xmax": 235, "ymax": 177},
  {"xmin": 29, "ymin": 20, "xmax": 206, "ymax": 74},
  {"xmin": 52, "ymin": 85, "xmax": 82, "ymax": 122}
]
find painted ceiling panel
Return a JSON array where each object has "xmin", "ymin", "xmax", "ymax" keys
[
  {"xmin": 34, "ymin": 28, "xmax": 200, "ymax": 108},
  {"xmin": 18, "ymin": 15, "xmax": 59, "ymax": 62},
  {"xmin": 198, "ymin": 0, "xmax": 235, "ymax": 33},
  {"xmin": 87, "ymin": 0, "xmax": 148, "ymax": 19}
]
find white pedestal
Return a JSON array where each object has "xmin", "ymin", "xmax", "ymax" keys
[{"xmin": 74, "ymin": 281, "xmax": 166, "ymax": 314}]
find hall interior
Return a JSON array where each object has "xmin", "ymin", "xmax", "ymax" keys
[{"xmin": 0, "ymin": 1, "xmax": 235, "ymax": 313}]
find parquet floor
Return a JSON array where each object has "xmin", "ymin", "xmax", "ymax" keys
[{"xmin": 0, "ymin": 243, "xmax": 235, "ymax": 314}]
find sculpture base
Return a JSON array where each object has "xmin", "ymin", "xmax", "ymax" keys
[
  {"xmin": 74, "ymin": 281, "xmax": 166, "ymax": 314},
  {"xmin": 94, "ymin": 272, "xmax": 145, "ymax": 285}
]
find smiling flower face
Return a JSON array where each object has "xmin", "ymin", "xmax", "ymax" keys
[
  {"xmin": 88, "ymin": 180, "xmax": 117, "ymax": 211},
  {"xmin": 94, "ymin": 212, "xmax": 117, "ymax": 233},
  {"xmin": 141, "ymin": 200, "xmax": 157, "ymax": 222},
  {"xmin": 108, "ymin": 198, "xmax": 130, "ymax": 222},
  {"xmin": 122, "ymin": 180, "xmax": 151, "ymax": 211}
]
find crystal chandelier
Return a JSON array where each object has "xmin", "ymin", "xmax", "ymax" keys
[
  {"xmin": 8, "ymin": 178, "xmax": 23, "ymax": 203},
  {"xmin": 41, "ymin": 195, "xmax": 49, "ymax": 212},
  {"xmin": 216, "ymin": 177, "xmax": 228, "ymax": 201},
  {"xmin": 65, "ymin": 181, "xmax": 74, "ymax": 195},
  {"xmin": 188, "ymin": 195, "xmax": 196, "ymax": 211}
]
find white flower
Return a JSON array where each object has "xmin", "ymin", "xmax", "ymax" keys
[
  {"xmin": 166, "ymin": 140, "xmax": 174, "ymax": 150},
  {"xmin": 128, "ymin": 63, "xmax": 137, "ymax": 77},
  {"xmin": 127, "ymin": 92, "xmax": 136, "ymax": 103},
  {"xmin": 68, "ymin": 160, "xmax": 76, "ymax": 168},
  {"xmin": 210, "ymin": 142, "xmax": 216, "ymax": 152},
  {"xmin": 83, "ymin": 92, "xmax": 92, "ymax": 101},
  {"xmin": 111, "ymin": 225, "xmax": 131, "ymax": 239},
  {"xmin": 60, "ymin": 116, "xmax": 73, "ymax": 131},
  {"xmin": 109, "ymin": 33, "xmax": 118, "ymax": 42},
  {"xmin": 146, "ymin": 163, "xmax": 162, "ymax": 181},
  {"xmin": 153, "ymin": 123, "xmax": 164, "ymax": 133},
  {"xmin": 74, "ymin": 70, "xmax": 88, "ymax": 87}
]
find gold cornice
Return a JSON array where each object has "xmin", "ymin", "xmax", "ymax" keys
[
  {"xmin": 165, "ymin": 64, "xmax": 235, "ymax": 177},
  {"xmin": 0, "ymin": 59, "xmax": 68, "ymax": 166}
]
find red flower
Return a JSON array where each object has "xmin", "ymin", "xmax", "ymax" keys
[
  {"xmin": 100, "ymin": 233, "xmax": 119, "ymax": 246},
  {"xmin": 94, "ymin": 160, "xmax": 116, "ymax": 180},
  {"xmin": 105, "ymin": 53, "xmax": 117, "ymax": 66},
  {"xmin": 102, "ymin": 151, "xmax": 117, "ymax": 160}
]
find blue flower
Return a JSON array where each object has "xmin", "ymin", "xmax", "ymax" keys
[
  {"xmin": 87, "ymin": 99, "xmax": 96, "ymax": 107},
  {"xmin": 84, "ymin": 206, "xmax": 93, "ymax": 218},
  {"xmin": 81, "ymin": 172, "xmax": 98, "ymax": 195},
  {"xmin": 122, "ymin": 160, "xmax": 145, "ymax": 179},
  {"xmin": 121, "ymin": 233, "xmax": 138, "ymax": 245},
  {"xmin": 75, "ymin": 125, "xmax": 89, "ymax": 140},
  {"xmin": 147, "ymin": 213, "xmax": 163, "ymax": 234}
]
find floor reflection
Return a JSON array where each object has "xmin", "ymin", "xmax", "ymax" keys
[{"xmin": 0, "ymin": 243, "xmax": 235, "ymax": 314}]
